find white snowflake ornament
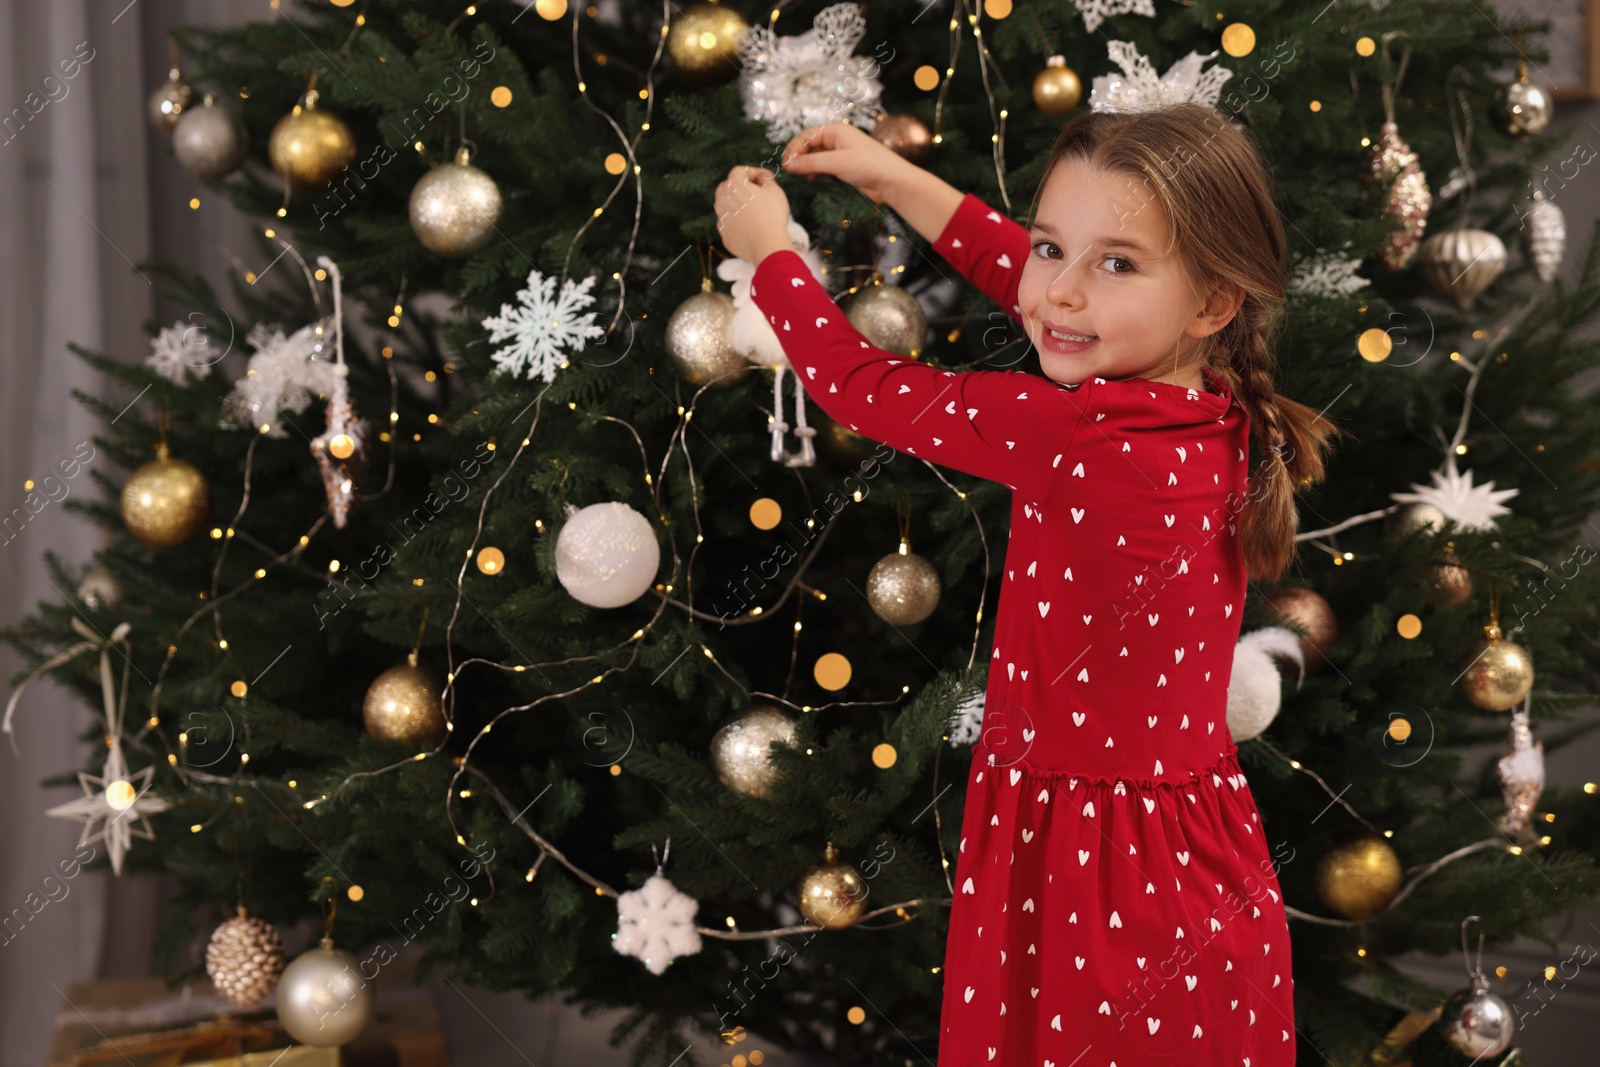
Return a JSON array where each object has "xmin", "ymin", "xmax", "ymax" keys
[
  {"xmin": 1288, "ymin": 247, "xmax": 1370, "ymax": 299},
  {"xmin": 1389, "ymin": 455, "xmax": 1519, "ymax": 533},
  {"xmin": 46, "ymin": 740, "xmax": 170, "ymax": 876},
  {"xmin": 613, "ymin": 873, "xmax": 702, "ymax": 975},
  {"xmin": 1090, "ymin": 41, "xmax": 1234, "ymax": 114},
  {"xmin": 1076, "ymin": 0, "xmax": 1156, "ymax": 34},
  {"xmin": 948, "ymin": 687, "xmax": 986, "ymax": 747},
  {"xmin": 736, "ymin": 2, "xmax": 883, "ymax": 144},
  {"xmin": 146, "ymin": 320, "xmax": 219, "ymax": 384},
  {"xmin": 482, "ymin": 268, "xmax": 607, "ymax": 383}
]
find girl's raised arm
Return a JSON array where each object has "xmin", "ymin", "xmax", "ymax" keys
[{"xmin": 747, "ymin": 249, "xmax": 1095, "ymax": 499}]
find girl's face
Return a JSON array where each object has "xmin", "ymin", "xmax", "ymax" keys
[{"xmin": 1018, "ymin": 158, "xmax": 1238, "ymax": 390}]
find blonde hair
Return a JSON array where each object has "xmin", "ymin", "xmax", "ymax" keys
[{"xmin": 1027, "ymin": 101, "xmax": 1348, "ymax": 582}]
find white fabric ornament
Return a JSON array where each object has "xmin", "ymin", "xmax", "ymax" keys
[
  {"xmin": 554, "ymin": 501, "xmax": 661, "ymax": 608},
  {"xmin": 1226, "ymin": 626, "xmax": 1306, "ymax": 743},
  {"xmin": 1075, "ymin": 0, "xmax": 1156, "ymax": 34},
  {"xmin": 948, "ymin": 687, "xmax": 985, "ymax": 747},
  {"xmin": 1521, "ymin": 187, "xmax": 1566, "ymax": 283},
  {"xmin": 482, "ymin": 268, "xmax": 606, "ymax": 382},
  {"xmin": 1496, "ymin": 704, "xmax": 1544, "ymax": 840},
  {"xmin": 223, "ymin": 321, "xmax": 337, "ymax": 437},
  {"xmin": 1090, "ymin": 41, "xmax": 1234, "ymax": 114},
  {"xmin": 308, "ymin": 257, "xmax": 367, "ymax": 529},
  {"xmin": 718, "ymin": 216, "xmax": 830, "ymax": 467},
  {"xmin": 614, "ymin": 873, "xmax": 702, "ymax": 975},
  {"xmin": 146, "ymin": 320, "xmax": 219, "ymax": 384},
  {"xmin": 736, "ymin": 2, "xmax": 883, "ymax": 145},
  {"xmin": 1389, "ymin": 454, "xmax": 1518, "ymax": 533},
  {"xmin": 1288, "ymin": 248, "xmax": 1370, "ymax": 299}
]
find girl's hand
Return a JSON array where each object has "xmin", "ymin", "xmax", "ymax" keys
[
  {"xmin": 715, "ymin": 166, "xmax": 795, "ymax": 264},
  {"xmin": 780, "ymin": 122, "xmax": 916, "ymax": 205}
]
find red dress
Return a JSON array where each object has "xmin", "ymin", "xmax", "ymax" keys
[{"xmin": 749, "ymin": 193, "xmax": 1295, "ymax": 1066}]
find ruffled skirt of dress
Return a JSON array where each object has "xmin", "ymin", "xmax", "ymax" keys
[{"xmin": 936, "ymin": 743, "xmax": 1296, "ymax": 1067}]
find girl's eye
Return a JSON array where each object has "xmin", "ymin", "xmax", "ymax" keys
[
  {"xmin": 1029, "ymin": 239, "xmax": 1060, "ymax": 260},
  {"xmin": 1102, "ymin": 255, "xmax": 1137, "ymax": 275}
]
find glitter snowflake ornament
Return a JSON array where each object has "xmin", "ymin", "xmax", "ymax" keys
[
  {"xmin": 1390, "ymin": 455, "xmax": 1519, "ymax": 533},
  {"xmin": 1076, "ymin": 0, "xmax": 1156, "ymax": 34},
  {"xmin": 1089, "ymin": 41, "xmax": 1234, "ymax": 114},
  {"xmin": 1288, "ymin": 247, "xmax": 1370, "ymax": 299},
  {"xmin": 146, "ymin": 320, "xmax": 219, "ymax": 384},
  {"xmin": 223, "ymin": 320, "xmax": 338, "ymax": 437},
  {"xmin": 736, "ymin": 2, "xmax": 883, "ymax": 144},
  {"xmin": 482, "ymin": 267, "xmax": 606, "ymax": 383},
  {"xmin": 613, "ymin": 872, "xmax": 702, "ymax": 975}
]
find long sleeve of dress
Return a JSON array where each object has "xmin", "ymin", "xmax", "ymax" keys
[
  {"xmin": 929, "ymin": 192, "xmax": 1030, "ymax": 329},
  {"xmin": 747, "ymin": 202, "xmax": 1093, "ymax": 499}
]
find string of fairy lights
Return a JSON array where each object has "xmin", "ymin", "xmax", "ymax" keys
[{"xmin": 31, "ymin": 0, "xmax": 1583, "ymax": 966}]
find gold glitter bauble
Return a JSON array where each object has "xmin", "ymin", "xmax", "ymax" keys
[
  {"xmin": 409, "ymin": 147, "xmax": 503, "ymax": 259},
  {"xmin": 1363, "ymin": 120, "xmax": 1431, "ymax": 271},
  {"xmin": 1492, "ymin": 74, "xmax": 1551, "ymax": 139},
  {"xmin": 148, "ymin": 68, "xmax": 194, "ymax": 133},
  {"xmin": 1461, "ymin": 622, "xmax": 1534, "ymax": 712},
  {"xmin": 1416, "ymin": 228, "xmax": 1507, "ymax": 311},
  {"xmin": 1314, "ymin": 835, "xmax": 1401, "ymax": 921},
  {"xmin": 866, "ymin": 549, "xmax": 941, "ymax": 625},
  {"xmin": 1260, "ymin": 586, "xmax": 1337, "ymax": 673},
  {"xmin": 121, "ymin": 445, "xmax": 211, "ymax": 549},
  {"xmin": 269, "ymin": 92, "xmax": 358, "ymax": 193},
  {"xmin": 840, "ymin": 281, "xmax": 926, "ymax": 359},
  {"xmin": 1386, "ymin": 501, "xmax": 1448, "ymax": 541},
  {"xmin": 363, "ymin": 656, "xmax": 447, "ymax": 748},
  {"xmin": 710, "ymin": 705, "xmax": 796, "ymax": 798},
  {"xmin": 1032, "ymin": 55, "xmax": 1082, "ymax": 115},
  {"xmin": 667, "ymin": 1, "xmax": 749, "ymax": 87},
  {"xmin": 205, "ymin": 907, "xmax": 285, "ymax": 1009},
  {"xmin": 871, "ymin": 112, "xmax": 933, "ymax": 168},
  {"xmin": 666, "ymin": 286, "xmax": 748, "ymax": 388},
  {"xmin": 796, "ymin": 842, "xmax": 867, "ymax": 929},
  {"xmin": 172, "ymin": 94, "xmax": 249, "ymax": 180}
]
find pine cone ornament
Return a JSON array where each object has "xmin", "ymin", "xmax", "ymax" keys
[
  {"xmin": 1522, "ymin": 186, "xmax": 1565, "ymax": 283},
  {"xmin": 206, "ymin": 908, "xmax": 286, "ymax": 1009}
]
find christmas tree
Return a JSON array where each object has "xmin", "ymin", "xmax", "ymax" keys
[{"xmin": 7, "ymin": 1, "xmax": 1600, "ymax": 1064}]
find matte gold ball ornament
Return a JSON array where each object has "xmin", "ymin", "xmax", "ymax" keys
[
  {"xmin": 409, "ymin": 147, "xmax": 504, "ymax": 258},
  {"xmin": 709, "ymin": 705, "xmax": 797, "ymax": 798},
  {"xmin": 1313, "ymin": 835, "xmax": 1402, "ymax": 921},
  {"xmin": 77, "ymin": 564, "xmax": 125, "ymax": 612},
  {"xmin": 1416, "ymin": 228, "xmax": 1507, "ymax": 311},
  {"xmin": 866, "ymin": 543, "xmax": 941, "ymax": 625},
  {"xmin": 205, "ymin": 906, "xmax": 285, "ymax": 1009},
  {"xmin": 148, "ymin": 66, "xmax": 195, "ymax": 133},
  {"xmin": 1386, "ymin": 501, "xmax": 1448, "ymax": 541},
  {"xmin": 269, "ymin": 89, "xmax": 358, "ymax": 194},
  {"xmin": 665, "ymin": 281, "xmax": 749, "ymax": 387},
  {"xmin": 796, "ymin": 842, "xmax": 868, "ymax": 929},
  {"xmin": 1032, "ymin": 55, "xmax": 1082, "ymax": 115},
  {"xmin": 121, "ymin": 442, "xmax": 212, "ymax": 549},
  {"xmin": 1460, "ymin": 616, "xmax": 1534, "ymax": 712},
  {"xmin": 870, "ymin": 112, "xmax": 933, "ymax": 167},
  {"xmin": 276, "ymin": 938, "xmax": 375, "ymax": 1047},
  {"xmin": 363, "ymin": 653, "xmax": 447, "ymax": 748},
  {"xmin": 1260, "ymin": 587, "xmax": 1337, "ymax": 674},
  {"xmin": 840, "ymin": 276, "xmax": 926, "ymax": 358},
  {"xmin": 666, "ymin": 1, "xmax": 749, "ymax": 87}
]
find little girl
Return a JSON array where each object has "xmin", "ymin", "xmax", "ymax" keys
[{"xmin": 716, "ymin": 102, "xmax": 1342, "ymax": 1066}]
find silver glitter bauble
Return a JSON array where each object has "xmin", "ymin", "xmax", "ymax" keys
[
  {"xmin": 866, "ymin": 549, "xmax": 940, "ymax": 626},
  {"xmin": 710, "ymin": 705, "xmax": 797, "ymax": 798},
  {"xmin": 665, "ymin": 285, "xmax": 748, "ymax": 388},
  {"xmin": 77, "ymin": 564, "xmax": 124, "ymax": 612},
  {"xmin": 172, "ymin": 94, "xmax": 249, "ymax": 180},
  {"xmin": 409, "ymin": 147, "xmax": 503, "ymax": 259},
  {"xmin": 554, "ymin": 501, "xmax": 661, "ymax": 608},
  {"xmin": 1522, "ymin": 187, "xmax": 1565, "ymax": 283},
  {"xmin": 205, "ymin": 907, "xmax": 285, "ymax": 1009},
  {"xmin": 1417, "ymin": 228, "xmax": 1506, "ymax": 311},
  {"xmin": 1386, "ymin": 501, "xmax": 1448, "ymax": 541},
  {"xmin": 840, "ymin": 281, "xmax": 926, "ymax": 358},
  {"xmin": 1493, "ymin": 75, "xmax": 1551, "ymax": 139},
  {"xmin": 276, "ymin": 939, "xmax": 375, "ymax": 1047},
  {"xmin": 1363, "ymin": 121, "xmax": 1431, "ymax": 271},
  {"xmin": 1440, "ymin": 976, "xmax": 1514, "ymax": 1058},
  {"xmin": 147, "ymin": 68, "xmax": 194, "ymax": 134}
]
